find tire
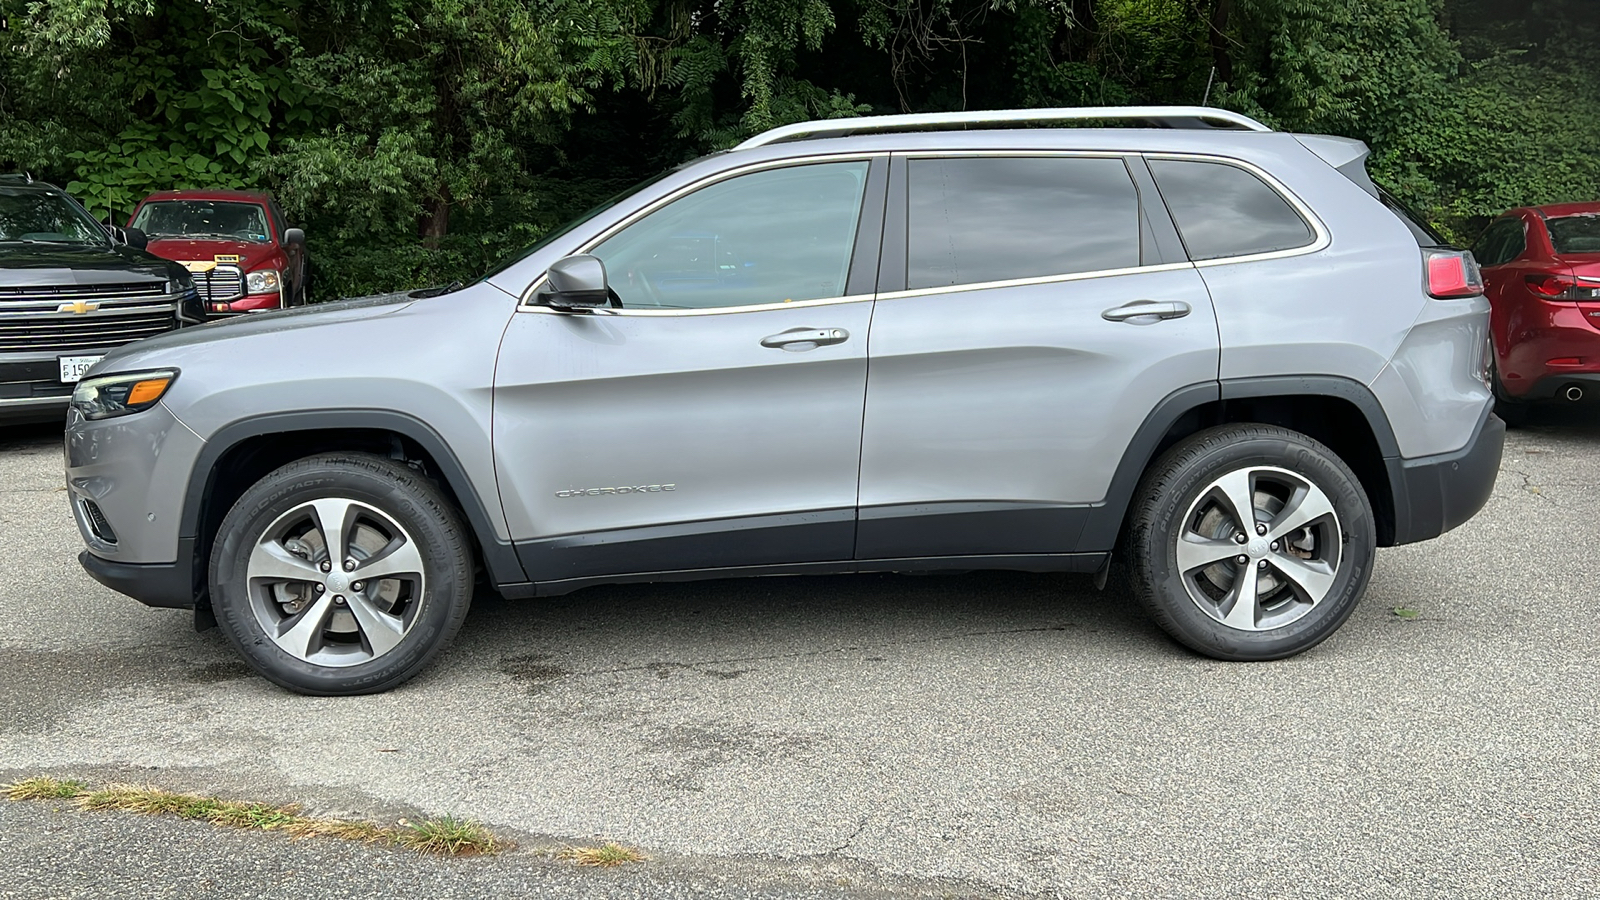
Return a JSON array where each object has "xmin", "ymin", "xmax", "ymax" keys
[
  {"xmin": 209, "ymin": 453, "xmax": 473, "ymax": 695},
  {"xmin": 1486, "ymin": 360, "xmax": 1528, "ymax": 427},
  {"xmin": 1125, "ymin": 424, "xmax": 1376, "ymax": 661}
]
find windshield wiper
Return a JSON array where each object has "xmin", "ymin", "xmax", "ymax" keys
[{"xmin": 409, "ymin": 281, "xmax": 465, "ymax": 298}]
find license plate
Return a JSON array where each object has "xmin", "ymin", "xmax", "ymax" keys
[{"xmin": 59, "ymin": 355, "xmax": 104, "ymax": 383}]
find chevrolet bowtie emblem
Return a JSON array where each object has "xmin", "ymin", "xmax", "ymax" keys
[{"xmin": 57, "ymin": 300, "xmax": 100, "ymax": 315}]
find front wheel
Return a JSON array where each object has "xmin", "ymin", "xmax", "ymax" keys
[
  {"xmin": 209, "ymin": 453, "xmax": 474, "ymax": 694},
  {"xmin": 1126, "ymin": 424, "xmax": 1376, "ymax": 661}
]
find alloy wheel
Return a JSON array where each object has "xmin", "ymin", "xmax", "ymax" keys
[
  {"xmin": 1174, "ymin": 465, "xmax": 1343, "ymax": 632},
  {"xmin": 245, "ymin": 497, "xmax": 426, "ymax": 666}
]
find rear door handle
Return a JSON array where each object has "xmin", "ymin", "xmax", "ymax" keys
[
  {"xmin": 1101, "ymin": 300, "xmax": 1192, "ymax": 323},
  {"xmin": 760, "ymin": 327, "xmax": 849, "ymax": 350}
]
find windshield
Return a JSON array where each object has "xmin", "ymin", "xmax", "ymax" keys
[
  {"xmin": 1547, "ymin": 214, "xmax": 1600, "ymax": 255},
  {"xmin": 0, "ymin": 189, "xmax": 108, "ymax": 245},
  {"xmin": 475, "ymin": 162, "xmax": 705, "ymax": 285},
  {"xmin": 131, "ymin": 200, "xmax": 272, "ymax": 242}
]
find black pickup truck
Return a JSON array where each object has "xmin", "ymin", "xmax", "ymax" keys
[{"xmin": 1, "ymin": 175, "xmax": 203, "ymax": 424}]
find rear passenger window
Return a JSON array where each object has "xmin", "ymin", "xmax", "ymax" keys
[
  {"xmin": 906, "ymin": 156, "xmax": 1140, "ymax": 290},
  {"xmin": 1472, "ymin": 218, "xmax": 1525, "ymax": 266},
  {"xmin": 1148, "ymin": 159, "xmax": 1315, "ymax": 261}
]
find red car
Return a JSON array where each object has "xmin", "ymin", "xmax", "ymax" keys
[
  {"xmin": 127, "ymin": 189, "xmax": 309, "ymax": 315},
  {"xmin": 1472, "ymin": 202, "xmax": 1600, "ymax": 421}
]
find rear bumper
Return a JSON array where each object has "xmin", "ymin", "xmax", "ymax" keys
[
  {"xmin": 79, "ymin": 538, "xmax": 200, "ymax": 609},
  {"xmin": 1387, "ymin": 406, "xmax": 1505, "ymax": 545},
  {"xmin": 1515, "ymin": 373, "xmax": 1600, "ymax": 403}
]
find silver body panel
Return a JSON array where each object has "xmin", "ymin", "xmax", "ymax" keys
[
  {"xmin": 859, "ymin": 267, "xmax": 1218, "ymax": 512},
  {"xmin": 493, "ymin": 301, "xmax": 873, "ymax": 547}
]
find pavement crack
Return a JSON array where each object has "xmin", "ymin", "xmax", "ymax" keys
[
  {"xmin": 1514, "ymin": 469, "xmax": 1556, "ymax": 504},
  {"xmin": 827, "ymin": 818, "xmax": 868, "ymax": 854}
]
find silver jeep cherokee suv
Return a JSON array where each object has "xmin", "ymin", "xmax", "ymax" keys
[{"xmin": 65, "ymin": 107, "xmax": 1504, "ymax": 695}]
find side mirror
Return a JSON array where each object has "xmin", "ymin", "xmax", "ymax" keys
[
  {"xmin": 541, "ymin": 255, "xmax": 611, "ymax": 309},
  {"xmin": 284, "ymin": 227, "xmax": 305, "ymax": 246},
  {"xmin": 123, "ymin": 226, "xmax": 148, "ymax": 250}
]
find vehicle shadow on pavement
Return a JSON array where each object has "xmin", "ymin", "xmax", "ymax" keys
[{"xmin": 451, "ymin": 566, "xmax": 1169, "ymax": 687}]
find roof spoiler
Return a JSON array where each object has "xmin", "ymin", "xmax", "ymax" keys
[{"xmin": 1293, "ymin": 134, "xmax": 1379, "ymax": 198}]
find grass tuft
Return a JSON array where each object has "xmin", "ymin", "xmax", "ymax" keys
[
  {"xmin": 397, "ymin": 815, "xmax": 504, "ymax": 856},
  {"xmin": 4, "ymin": 777, "xmax": 87, "ymax": 801},
  {"xmin": 560, "ymin": 842, "xmax": 647, "ymax": 867},
  {"xmin": 4, "ymin": 776, "xmax": 506, "ymax": 857}
]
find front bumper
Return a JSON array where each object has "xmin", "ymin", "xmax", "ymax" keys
[
  {"xmin": 67, "ymin": 399, "xmax": 207, "ymax": 606},
  {"xmin": 1, "ymin": 357, "xmax": 79, "ymax": 422},
  {"xmin": 1387, "ymin": 405, "xmax": 1506, "ymax": 545},
  {"xmin": 79, "ymin": 538, "xmax": 201, "ymax": 609},
  {"xmin": 207, "ymin": 291, "xmax": 283, "ymax": 316}
]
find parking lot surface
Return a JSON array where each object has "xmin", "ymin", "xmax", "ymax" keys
[{"xmin": 2, "ymin": 413, "xmax": 1597, "ymax": 898}]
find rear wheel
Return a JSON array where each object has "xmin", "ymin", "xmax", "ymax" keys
[
  {"xmin": 1127, "ymin": 424, "xmax": 1375, "ymax": 660},
  {"xmin": 209, "ymin": 453, "xmax": 473, "ymax": 694},
  {"xmin": 1490, "ymin": 362, "xmax": 1529, "ymax": 427}
]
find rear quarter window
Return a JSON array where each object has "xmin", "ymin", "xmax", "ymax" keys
[{"xmin": 1147, "ymin": 158, "xmax": 1315, "ymax": 261}]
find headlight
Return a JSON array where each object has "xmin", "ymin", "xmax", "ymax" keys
[
  {"xmin": 246, "ymin": 269, "xmax": 281, "ymax": 294},
  {"xmin": 70, "ymin": 370, "xmax": 179, "ymax": 421}
]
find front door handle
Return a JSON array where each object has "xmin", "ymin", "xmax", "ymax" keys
[
  {"xmin": 760, "ymin": 327, "xmax": 849, "ymax": 350},
  {"xmin": 1101, "ymin": 300, "xmax": 1192, "ymax": 323}
]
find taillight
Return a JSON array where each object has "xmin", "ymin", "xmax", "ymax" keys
[
  {"xmin": 1425, "ymin": 249, "xmax": 1484, "ymax": 299},
  {"xmin": 1524, "ymin": 273, "xmax": 1600, "ymax": 301}
]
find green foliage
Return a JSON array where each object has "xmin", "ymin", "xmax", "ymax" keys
[{"xmin": 2, "ymin": 0, "xmax": 1595, "ymax": 296}]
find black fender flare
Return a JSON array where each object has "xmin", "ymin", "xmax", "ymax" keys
[
  {"xmin": 1078, "ymin": 376, "xmax": 1403, "ymax": 552},
  {"xmin": 179, "ymin": 409, "xmax": 528, "ymax": 588}
]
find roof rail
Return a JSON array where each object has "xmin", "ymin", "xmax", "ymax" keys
[
  {"xmin": 733, "ymin": 106, "xmax": 1271, "ymax": 151},
  {"xmin": 0, "ymin": 172, "xmax": 37, "ymax": 184}
]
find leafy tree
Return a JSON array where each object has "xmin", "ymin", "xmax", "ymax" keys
[{"xmin": 1, "ymin": 0, "xmax": 1594, "ymax": 295}]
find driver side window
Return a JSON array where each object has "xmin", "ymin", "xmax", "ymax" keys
[{"xmin": 590, "ymin": 161, "xmax": 870, "ymax": 310}]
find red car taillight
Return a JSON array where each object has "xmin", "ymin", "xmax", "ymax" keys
[
  {"xmin": 1425, "ymin": 249, "xmax": 1484, "ymax": 299},
  {"xmin": 1525, "ymin": 273, "xmax": 1600, "ymax": 301}
]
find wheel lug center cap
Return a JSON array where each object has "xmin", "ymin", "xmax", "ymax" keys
[
  {"xmin": 326, "ymin": 572, "xmax": 350, "ymax": 593},
  {"xmin": 1246, "ymin": 537, "xmax": 1270, "ymax": 559}
]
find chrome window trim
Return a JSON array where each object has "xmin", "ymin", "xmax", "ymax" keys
[
  {"xmin": 1142, "ymin": 152, "xmax": 1331, "ymax": 266},
  {"xmin": 517, "ymin": 153, "xmax": 885, "ymax": 315},
  {"xmin": 875, "ymin": 261, "xmax": 1197, "ymax": 302},
  {"xmin": 899, "ymin": 149, "xmax": 1133, "ymax": 160}
]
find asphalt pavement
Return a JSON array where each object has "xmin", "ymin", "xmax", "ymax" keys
[{"xmin": 1, "ymin": 410, "xmax": 1596, "ymax": 899}]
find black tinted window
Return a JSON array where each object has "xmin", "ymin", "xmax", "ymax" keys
[
  {"xmin": 1547, "ymin": 215, "xmax": 1600, "ymax": 255},
  {"xmin": 1380, "ymin": 188, "xmax": 1449, "ymax": 247},
  {"xmin": 1148, "ymin": 159, "xmax": 1314, "ymax": 260},
  {"xmin": 906, "ymin": 156, "xmax": 1139, "ymax": 290},
  {"xmin": 1473, "ymin": 218, "xmax": 1525, "ymax": 267}
]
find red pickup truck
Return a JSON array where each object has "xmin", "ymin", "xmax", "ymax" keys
[{"xmin": 127, "ymin": 189, "xmax": 309, "ymax": 314}]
